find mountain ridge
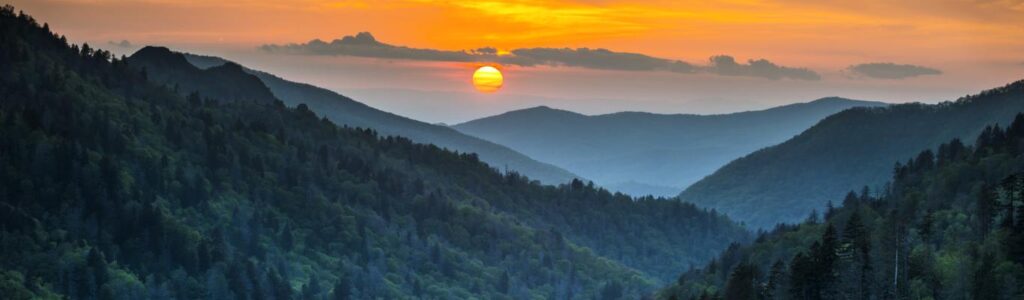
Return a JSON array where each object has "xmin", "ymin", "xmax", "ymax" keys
[
  {"xmin": 454, "ymin": 97, "xmax": 885, "ymax": 196},
  {"xmin": 150, "ymin": 50, "xmax": 583, "ymax": 185},
  {"xmin": 660, "ymin": 109, "xmax": 1024, "ymax": 300},
  {"xmin": 681, "ymin": 79, "xmax": 1024, "ymax": 229},
  {"xmin": 130, "ymin": 46, "xmax": 277, "ymax": 104}
]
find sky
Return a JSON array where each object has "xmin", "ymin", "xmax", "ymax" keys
[{"xmin": 11, "ymin": 0, "xmax": 1024, "ymax": 123}]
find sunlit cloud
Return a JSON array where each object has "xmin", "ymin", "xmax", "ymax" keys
[
  {"xmin": 11, "ymin": 0, "xmax": 1023, "ymax": 81},
  {"xmin": 261, "ymin": 32, "xmax": 821, "ymax": 80}
]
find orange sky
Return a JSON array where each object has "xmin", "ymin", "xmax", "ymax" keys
[
  {"xmin": 9, "ymin": 0, "xmax": 1024, "ymax": 122},
  {"xmin": 11, "ymin": 0, "xmax": 1023, "ymax": 66}
]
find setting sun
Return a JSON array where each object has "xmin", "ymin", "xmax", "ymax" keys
[{"xmin": 472, "ymin": 66, "xmax": 503, "ymax": 93}]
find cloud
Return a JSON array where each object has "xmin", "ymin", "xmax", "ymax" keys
[
  {"xmin": 262, "ymin": 32, "xmax": 480, "ymax": 62},
  {"xmin": 508, "ymin": 47, "xmax": 698, "ymax": 73},
  {"xmin": 107, "ymin": 40, "xmax": 133, "ymax": 48},
  {"xmin": 846, "ymin": 62, "xmax": 941, "ymax": 79},
  {"xmin": 260, "ymin": 32, "xmax": 819, "ymax": 80},
  {"xmin": 706, "ymin": 55, "xmax": 821, "ymax": 80}
]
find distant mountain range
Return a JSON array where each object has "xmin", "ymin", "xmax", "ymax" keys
[
  {"xmin": 130, "ymin": 48, "xmax": 580, "ymax": 185},
  {"xmin": 453, "ymin": 99, "xmax": 884, "ymax": 196},
  {"xmin": 681, "ymin": 80, "xmax": 1024, "ymax": 228}
]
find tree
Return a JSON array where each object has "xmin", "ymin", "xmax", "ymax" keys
[
  {"xmin": 269, "ymin": 268, "xmax": 292, "ymax": 300},
  {"xmin": 842, "ymin": 212, "xmax": 871, "ymax": 300},
  {"xmin": 599, "ymin": 281, "xmax": 623, "ymax": 300},
  {"xmin": 723, "ymin": 263, "xmax": 759, "ymax": 300},
  {"xmin": 86, "ymin": 247, "xmax": 109, "ymax": 299},
  {"xmin": 789, "ymin": 252, "xmax": 813, "ymax": 300},
  {"xmin": 815, "ymin": 224, "xmax": 839, "ymax": 299},
  {"xmin": 1001, "ymin": 174, "xmax": 1020, "ymax": 230},
  {"xmin": 331, "ymin": 277, "xmax": 350, "ymax": 300},
  {"xmin": 971, "ymin": 252, "xmax": 999, "ymax": 300},
  {"xmin": 976, "ymin": 184, "xmax": 996, "ymax": 235},
  {"xmin": 498, "ymin": 271, "xmax": 511, "ymax": 294},
  {"xmin": 764, "ymin": 260, "xmax": 786, "ymax": 300},
  {"xmin": 301, "ymin": 274, "xmax": 322, "ymax": 300}
]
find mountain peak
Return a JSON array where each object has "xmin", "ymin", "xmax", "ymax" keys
[
  {"xmin": 492, "ymin": 105, "xmax": 586, "ymax": 120},
  {"xmin": 208, "ymin": 61, "xmax": 245, "ymax": 72},
  {"xmin": 810, "ymin": 96, "xmax": 848, "ymax": 102},
  {"xmin": 134, "ymin": 45, "xmax": 173, "ymax": 55},
  {"xmin": 517, "ymin": 105, "xmax": 576, "ymax": 114},
  {"xmin": 129, "ymin": 46, "xmax": 190, "ymax": 67}
]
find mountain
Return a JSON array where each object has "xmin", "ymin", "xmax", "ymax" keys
[
  {"xmin": 681, "ymin": 81, "xmax": 1024, "ymax": 229},
  {"xmin": 659, "ymin": 113, "xmax": 1024, "ymax": 300},
  {"xmin": 453, "ymin": 99, "xmax": 884, "ymax": 196},
  {"xmin": 129, "ymin": 46, "xmax": 277, "ymax": 104},
  {"xmin": 0, "ymin": 7, "xmax": 748, "ymax": 299},
  {"xmin": 176, "ymin": 53, "xmax": 580, "ymax": 186}
]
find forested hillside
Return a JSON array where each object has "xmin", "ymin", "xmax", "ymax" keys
[
  {"xmin": 681, "ymin": 81, "xmax": 1024, "ymax": 228},
  {"xmin": 660, "ymin": 113, "xmax": 1024, "ymax": 299},
  {"xmin": 453, "ymin": 99, "xmax": 883, "ymax": 197},
  {"xmin": 179, "ymin": 52, "xmax": 580, "ymax": 186},
  {"xmin": 0, "ymin": 7, "xmax": 747, "ymax": 299}
]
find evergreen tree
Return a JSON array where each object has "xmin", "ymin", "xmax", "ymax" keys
[
  {"xmin": 764, "ymin": 260, "xmax": 786, "ymax": 300},
  {"xmin": 723, "ymin": 263, "xmax": 759, "ymax": 300},
  {"xmin": 330, "ymin": 277, "xmax": 350, "ymax": 300}
]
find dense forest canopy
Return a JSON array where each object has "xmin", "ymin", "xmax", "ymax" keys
[
  {"xmin": 0, "ymin": 6, "xmax": 748, "ymax": 299},
  {"xmin": 660, "ymin": 103, "xmax": 1024, "ymax": 299}
]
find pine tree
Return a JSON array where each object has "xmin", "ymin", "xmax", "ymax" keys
[
  {"xmin": 976, "ymin": 184, "xmax": 996, "ymax": 236},
  {"xmin": 764, "ymin": 260, "xmax": 786, "ymax": 300},
  {"xmin": 723, "ymin": 263, "xmax": 759, "ymax": 300},
  {"xmin": 842, "ymin": 212, "xmax": 871, "ymax": 300},
  {"xmin": 498, "ymin": 271, "xmax": 511, "ymax": 294},
  {"xmin": 331, "ymin": 276, "xmax": 350, "ymax": 300}
]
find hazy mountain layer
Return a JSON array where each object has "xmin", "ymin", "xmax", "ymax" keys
[
  {"xmin": 454, "ymin": 99, "xmax": 883, "ymax": 196},
  {"xmin": 660, "ymin": 112, "xmax": 1024, "ymax": 299},
  {"xmin": 681, "ymin": 80, "xmax": 1024, "ymax": 228},
  {"xmin": 178, "ymin": 53, "xmax": 581, "ymax": 186}
]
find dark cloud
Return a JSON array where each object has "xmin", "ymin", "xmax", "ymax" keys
[
  {"xmin": 509, "ymin": 48, "xmax": 675, "ymax": 71},
  {"xmin": 846, "ymin": 62, "xmax": 942, "ymax": 79},
  {"xmin": 706, "ymin": 55, "xmax": 821, "ymax": 80},
  {"xmin": 107, "ymin": 40, "xmax": 133, "ymax": 48},
  {"xmin": 261, "ymin": 32, "xmax": 818, "ymax": 80},
  {"xmin": 262, "ymin": 32, "xmax": 480, "ymax": 62},
  {"xmin": 473, "ymin": 47, "xmax": 497, "ymax": 55}
]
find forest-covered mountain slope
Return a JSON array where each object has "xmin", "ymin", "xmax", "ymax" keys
[
  {"xmin": 0, "ymin": 7, "xmax": 747, "ymax": 299},
  {"xmin": 659, "ymin": 112, "xmax": 1024, "ymax": 299},
  {"xmin": 453, "ymin": 99, "xmax": 883, "ymax": 197},
  {"xmin": 177, "ymin": 52, "xmax": 580, "ymax": 186},
  {"xmin": 681, "ymin": 81, "xmax": 1024, "ymax": 228},
  {"xmin": 127, "ymin": 47, "xmax": 277, "ymax": 105}
]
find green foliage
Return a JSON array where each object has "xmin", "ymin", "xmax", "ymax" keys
[
  {"xmin": 660, "ymin": 110, "xmax": 1024, "ymax": 299},
  {"xmin": 0, "ymin": 6, "xmax": 748, "ymax": 299}
]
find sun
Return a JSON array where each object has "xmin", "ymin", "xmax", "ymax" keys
[{"xmin": 472, "ymin": 66, "xmax": 503, "ymax": 93}]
